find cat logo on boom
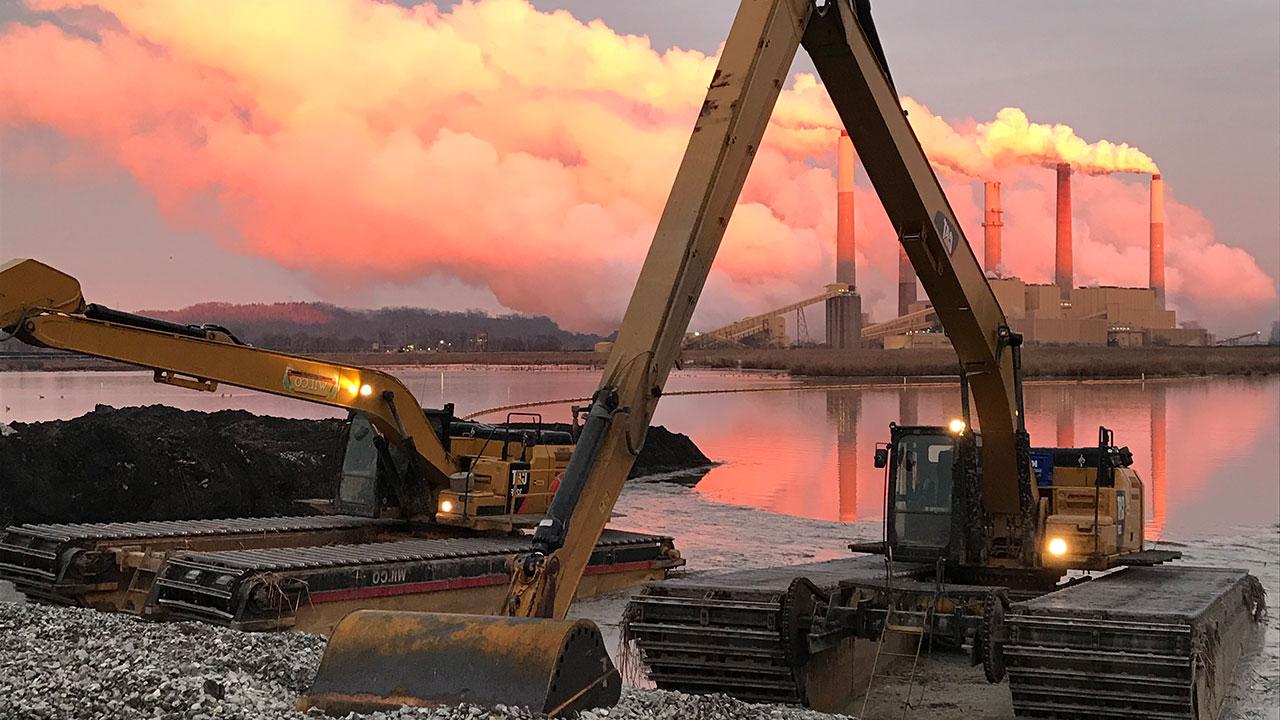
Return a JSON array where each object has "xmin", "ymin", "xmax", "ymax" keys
[{"xmin": 935, "ymin": 211, "xmax": 959, "ymax": 256}]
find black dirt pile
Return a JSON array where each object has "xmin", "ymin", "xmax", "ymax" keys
[
  {"xmin": 0, "ymin": 405, "xmax": 713, "ymax": 527},
  {"xmin": 629, "ymin": 426, "xmax": 715, "ymax": 481},
  {"xmin": 530, "ymin": 422, "xmax": 713, "ymax": 478},
  {"xmin": 0, "ymin": 405, "xmax": 347, "ymax": 527}
]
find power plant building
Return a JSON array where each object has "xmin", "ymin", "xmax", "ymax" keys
[
  {"xmin": 975, "ymin": 170, "xmax": 1207, "ymax": 347},
  {"xmin": 988, "ymin": 280, "xmax": 1206, "ymax": 346},
  {"xmin": 691, "ymin": 144, "xmax": 1206, "ymax": 349}
]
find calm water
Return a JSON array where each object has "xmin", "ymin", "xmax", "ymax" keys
[{"xmin": 1, "ymin": 368, "xmax": 1276, "ymax": 542}]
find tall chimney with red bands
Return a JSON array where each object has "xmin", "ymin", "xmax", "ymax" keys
[
  {"xmin": 836, "ymin": 131, "xmax": 856, "ymax": 287},
  {"xmin": 1054, "ymin": 162, "xmax": 1073, "ymax": 300},
  {"xmin": 983, "ymin": 180, "xmax": 1003, "ymax": 272},
  {"xmin": 1150, "ymin": 173, "xmax": 1165, "ymax": 308}
]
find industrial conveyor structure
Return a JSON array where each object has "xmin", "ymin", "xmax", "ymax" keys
[
  {"xmin": 685, "ymin": 284, "xmax": 855, "ymax": 348},
  {"xmin": 686, "ymin": 287, "xmax": 938, "ymax": 349},
  {"xmin": 859, "ymin": 305, "xmax": 937, "ymax": 341}
]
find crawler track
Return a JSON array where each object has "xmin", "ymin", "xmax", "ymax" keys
[
  {"xmin": 1005, "ymin": 566, "xmax": 1266, "ymax": 720},
  {"xmin": 625, "ymin": 556, "xmax": 919, "ymax": 705},
  {"xmin": 152, "ymin": 528, "xmax": 680, "ymax": 630},
  {"xmin": 0, "ymin": 515, "xmax": 402, "ymax": 604}
]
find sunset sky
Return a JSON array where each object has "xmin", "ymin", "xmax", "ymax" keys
[{"xmin": 1, "ymin": 0, "xmax": 1276, "ymax": 336}]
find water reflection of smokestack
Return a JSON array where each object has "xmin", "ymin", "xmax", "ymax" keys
[
  {"xmin": 898, "ymin": 386, "xmax": 919, "ymax": 426},
  {"xmin": 1148, "ymin": 384, "xmax": 1167, "ymax": 540},
  {"xmin": 827, "ymin": 390, "xmax": 860, "ymax": 522},
  {"xmin": 1056, "ymin": 386, "xmax": 1075, "ymax": 448}
]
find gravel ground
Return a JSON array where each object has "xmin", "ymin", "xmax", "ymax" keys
[{"xmin": 0, "ymin": 601, "xmax": 853, "ymax": 720}]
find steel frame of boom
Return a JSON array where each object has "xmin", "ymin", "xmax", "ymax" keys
[{"xmin": 512, "ymin": 0, "xmax": 1037, "ymax": 621}]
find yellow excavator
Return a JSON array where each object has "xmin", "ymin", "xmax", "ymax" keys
[
  {"xmin": 302, "ymin": 2, "xmax": 1264, "ymax": 718},
  {"xmin": 1, "ymin": 256, "xmax": 568, "ymax": 528},
  {"xmin": 1, "ymin": 260, "xmax": 685, "ymax": 628}
]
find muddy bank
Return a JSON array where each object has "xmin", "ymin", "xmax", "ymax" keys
[{"xmin": 0, "ymin": 405, "xmax": 711, "ymax": 527}]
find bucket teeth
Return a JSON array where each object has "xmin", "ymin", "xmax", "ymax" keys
[{"xmin": 301, "ymin": 610, "xmax": 621, "ymax": 717}]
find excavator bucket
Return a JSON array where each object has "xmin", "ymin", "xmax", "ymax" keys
[{"xmin": 300, "ymin": 610, "xmax": 621, "ymax": 717}]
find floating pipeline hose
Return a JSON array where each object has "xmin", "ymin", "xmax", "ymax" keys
[
  {"xmin": 462, "ymin": 381, "xmax": 942, "ymax": 420},
  {"xmin": 461, "ymin": 375, "xmax": 1183, "ymax": 421}
]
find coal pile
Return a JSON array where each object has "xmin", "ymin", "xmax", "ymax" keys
[{"xmin": 0, "ymin": 405, "xmax": 712, "ymax": 527}]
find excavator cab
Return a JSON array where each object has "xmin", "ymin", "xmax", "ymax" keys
[
  {"xmin": 329, "ymin": 408, "xmax": 576, "ymax": 527},
  {"xmin": 871, "ymin": 422, "xmax": 977, "ymax": 565},
  {"xmin": 866, "ymin": 419, "xmax": 1152, "ymax": 573},
  {"xmin": 887, "ymin": 426, "xmax": 959, "ymax": 553},
  {"xmin": 332, "ymin": 413, "xmax": 386, "ymax": 517}
]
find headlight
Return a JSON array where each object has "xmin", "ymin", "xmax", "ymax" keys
[
  {"xmin": 1047, "ymin": 537, "xmax": 1068, "ymax": 557},
  {"xmin": 439, "ymin": 500, "xmax": 454, "ymax": 513},
  {"xmin": 948, "ymin": 418, "xmax": 967, "ymax": 434}
]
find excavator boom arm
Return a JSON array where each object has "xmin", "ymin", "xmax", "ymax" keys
[
  {"xmin": 802, "ymin": 3, "xmax": 1026, "ymax": 519},
  {"xmin": 522, "ymin": 0, "xmax": 1029, "ymax": 619},
  {"xmin": 0, "ymin": 259, "xmax": 451, "ymax": 517},
  {"xmin": 305, "ymin": 1, "xmax": 1036, "ymax": 714},
  {"xmin": 513, "ymin": 0, "xmax": 815, "ymax": 620}
]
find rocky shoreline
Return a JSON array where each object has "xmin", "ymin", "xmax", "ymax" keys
[{"xmin": 0, "ymin": 602, "xmax": 851, "ymax": 720}]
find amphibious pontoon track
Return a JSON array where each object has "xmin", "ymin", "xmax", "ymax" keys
[
  {"xmin": 626, "ymin": 557, "xmax": 1263, "ymax": 719},
  {"xmin": 0, "ymin": 515, "xmax": 404, "ymax": 604},
  {"xmin": 153, "ymin": 528, "xmax": 680, "ymax": 631},
  {"xmin": 1005, "ymin": 565, "xmax": 1266, "ymax": 720},
  {"xmin": 624, "ymin": 556, "xmax": 928, "ymax": 705},
  {"xmin": 1, "ymin": 517, "xmax": 683, "ymax": 631}
]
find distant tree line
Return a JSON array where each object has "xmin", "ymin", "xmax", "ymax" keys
[
  {"xmin": 0, "ymin": 303, "xmax": 605, "ymax": 355},
  {"xmin": 140, "ymin": 303, "xmax": 605, "ymax": 353}
]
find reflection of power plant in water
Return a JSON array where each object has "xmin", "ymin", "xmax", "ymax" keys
[
  {"xmin": 1148, "ymin": 384, "xmax": 1167, "ymax": 540},
  {"xmin": 826, "ymin": 391, "xmax": 860, "ymax": 522},
  {"xmin": 898, "ymin": 386, "xmax": 919, "ymax": 426},
  {"xmin": 1056, "ymin": 386, "xmax": 1074, "ymax": 448}
]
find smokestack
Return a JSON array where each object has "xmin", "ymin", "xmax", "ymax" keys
[
  {"xmin": 897, "ymin": 246, "xmax": 917, "ymax": 317},
  {"xmin": 836, "ymin": 131, "xmax": 856, "ymax": 287},
  {"xmin": 825, "ymin": 132, "xmax": 862, "ymax": 349},
  {"xmin": 1054, "ymin": 162, "xmax": 1073, "ymax": 299},
  {"xmin": 1150, "ymin": 174, "xmax": 1165, "ymax": 308},
  {"xmin": 983, "ymin": 181, "xmax": 1003, "ymax": 272}
]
